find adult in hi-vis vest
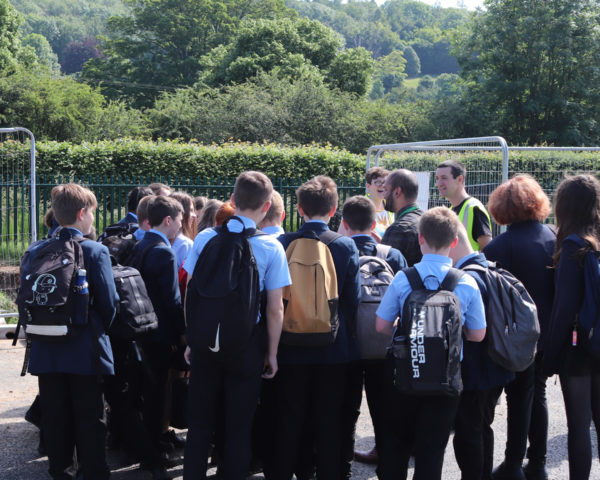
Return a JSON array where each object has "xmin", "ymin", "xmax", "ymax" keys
[{"xmin": 436, "ymin": 160, "xmax": 493, "ymax": 251}]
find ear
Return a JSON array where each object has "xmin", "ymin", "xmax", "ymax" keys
[
  {"xmin": 342, "ymin": 219, "xmax": 350, "ymax": 231},
  {"xmin": 328, "ymin": 205, "xmax": 337, "ymax": 218},
  {"xmin": 261, "ymin": 200, "xmax": 271, "ymax": 214},
  {"xmin": 230, "ymin": 194, "xmax": 236, "ymax": 208},
  {"xmin": 371, "ymin": 220, "xmax": 377, "ymax": 231},
  {"xmin": 418, "ymin": 232, "xmax": 426, "ymax": 246},
  {"xmin": 297, "ymin": 204, "xmax": 305, "ymax": 217},
  {"xmin": 280, "ymin": 211, "xmax": 286, "ymax": 222},
  {"xmin": 449, "ymin": 236, "xmax": 458, "ymax": 249},
  {"xmin": 76, "ymin": 208, "xmax": 85, "ymax": 221}
]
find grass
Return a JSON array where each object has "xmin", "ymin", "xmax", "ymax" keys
[{"xmin": 0, "ymin": 291, "xmax": 17, "ymax": 323}]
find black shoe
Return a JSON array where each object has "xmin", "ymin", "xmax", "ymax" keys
[
  {"xmin": 492, "ymin": 462, "xmax": 527, "ymax": 480},
  {"xmin": 163, "ymin": 429, "xmax": 186, "ymax": 449},
  {"xmin": 523, "ymin": 461, "xmax": 548, "ymax": 480}
]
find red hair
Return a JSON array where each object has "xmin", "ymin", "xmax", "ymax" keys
[{"xmin": 488, "ymin": 174, "xmax": 550, "ymax": 225}]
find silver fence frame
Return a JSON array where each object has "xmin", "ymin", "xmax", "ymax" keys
[{"xmin": 0, "ymin": 127, "xmax": 37, "ymax": 242}]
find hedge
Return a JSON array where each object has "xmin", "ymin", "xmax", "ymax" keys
[{"xmin": 24, "ymin": 139, "xmax": 366, "ymax": 179}]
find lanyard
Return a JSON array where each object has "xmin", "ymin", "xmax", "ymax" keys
[{"xmin": 397, "ymin": 205, "xmax": 419, "ymax": 219}]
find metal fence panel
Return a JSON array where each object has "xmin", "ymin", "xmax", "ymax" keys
[{"xmin": 0, "ymin": 128, "xmax": 35, "ymax": 318}]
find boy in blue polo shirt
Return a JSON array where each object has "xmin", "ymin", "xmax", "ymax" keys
[
  {"xmin": 183, "ymin": 171, "xmax": 291, "ymax": 479},
  {"xmin": 375, "ymin": 206, "xmax": 486, "ymax": 480}
]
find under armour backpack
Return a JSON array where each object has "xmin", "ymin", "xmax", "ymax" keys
[
  {"xmin": 389, "ymin": 267, "xmax": 463, "ymax": 396},
  {"xmin": 567, "ymin": 234, "xmax": 600, "ymax": 357},
  {"xmin": 185, "ymin": 216, "xmax": 264, "ymax": 354},
  {"xmin": 281, "ymin": 230, "xmax": 341, "ymax": 347},
  {"xmin": 463, "ymin": 262, "xmax": 539, "ymax": 372},
  {"xmin": 98, "ymin": 222, "xmax": 138, "ymax": 265},
  {"xmin": 356, "ymin": 244, "xmax": 395, "ymax": 359},
  {"xmin": 15, "ymin": 235, "xmax": 88, "ymax": 342}
]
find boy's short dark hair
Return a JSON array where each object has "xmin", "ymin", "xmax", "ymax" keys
[
  {"xmin": 387, "ymin": 169, "xmax": 419, "ymax": 202},
  {"xmin": 127, "ymin": 186, "xmax": 154, "ymax": 213},
  {"xmin": 148, "ymin": 182, "xmax": 172, "ymax": 196},
  {"xmin": 342, "ymin": 196, "xmax": 375, "ymax": 232},
  {"xmin": 418, "ymin": 207, "xmax": 461, "ymax": 250},
  {"xmin": 51, "ymin": 183, "xmax": 98, "ymax": 226},
  {"xmin": 147, "ymin": 195, "xmax": 183, "ymax": 228},
  {"xmin": 437, "ymin": 160, "xmax": 466, "ymax": 179},
  {"xmin": 296, "ymin": 176, "xmax": 338, "ymax": 218},
  {"xmin": 366, "ymin": 167, "xmax": 389, "ymax": 184},
  {"xmin": 233, "ymin": 171, "xmax": 273, "ymax": 211}
]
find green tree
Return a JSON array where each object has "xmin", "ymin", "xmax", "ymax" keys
[
  {"xmin": 402, "ymin": 45, "xmax": 421, "ymax": 77},
  {"xmin": 0, "ymin": 0, "xmax": 23, "ymax": 75},
  {"xmin": 21, "ymin": 33, "xmax": 60, "ymax": 74},
  {"xmin": 81, "ymin": 0, "xmax": 292, "ymax": 106},
  {"xmin": 454, "ymin": 0, "xmax": 600, "ymax": 145},
  {"xmin": 325, "ymin": 47, "xmax": 373, "ymax": 97},
  {"xmin": 202, "ymin": 17, "xmax": 340, "ymax": 87},
  {"xmin": 373, "ymin": 50, "xmax": 407, "ymax": 95}
]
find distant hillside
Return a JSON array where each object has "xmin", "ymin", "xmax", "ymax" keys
[
  {"xmin": 11, "ymin": 0, "xmax": 128, "ymax": 71},
  {"xmin": 286, "ymin": 0, "xmax": 469, "ymax": 75}
]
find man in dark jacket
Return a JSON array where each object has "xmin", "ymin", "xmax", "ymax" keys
[{"xmin": 381, "ymin": 169, "xmax": 423, "ymax": 267}]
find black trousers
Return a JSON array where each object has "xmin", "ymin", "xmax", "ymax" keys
[
  {"xmin": 453, "ymin": 388, "xmax": 499, "ymax": 480},
  {"xmin": 377, "ymin": 386, "xmax": 460, "ymax": 480},
  {"xmin": 527, "ymin": 353, "xmax": 549, "ymax": 464},
  {"xmin": 38, "ymin": 373, "xmax": 109, "ymax": 480},
  {"xmin": 341, "ymin": 359, "xmax": 388, "ymax": 477},
  {"xmin": 491, "ymin": 362, "xmax": 536, "ymax": 468},
  {"xmin": 104, "ymin": 339, "xmax": 159, "ymax": 465},
  {"xmin": 264, "ymin": 362, "xmax": 349, "ymax": 480},
  {"xmin": 183, "ymin": 331, "xmax": 265, "ymax": 480}
]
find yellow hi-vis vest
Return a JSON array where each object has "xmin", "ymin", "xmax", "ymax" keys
[{"xmin": 456, "ymin": 197, "xmax": 491, "ymax": 251}]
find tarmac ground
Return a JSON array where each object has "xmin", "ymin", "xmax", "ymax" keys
[{"xmin": 1, "ymin": 339, "xmax": 599, "ymax": 479}]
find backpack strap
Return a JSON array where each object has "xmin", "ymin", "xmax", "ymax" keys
[
  {"xmin": 440, "ymin": 268, "xmax": 463, "ymax": 292},
  {"xmin": 405, "ymin": 267, "xmax": 425, "ymax": 291},
  {"xmin": 317, "ymin": 229, "xmax": 342, "ymax": 245}
]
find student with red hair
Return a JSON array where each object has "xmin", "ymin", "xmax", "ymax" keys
[{"xmin": 484, "ymin": 175, "xmax": 555, "ymax": 480}]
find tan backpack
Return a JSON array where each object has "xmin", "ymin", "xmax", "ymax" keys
[{"xmin": 282, "ymin": 230, "xmax": 341, "ymax": 347}]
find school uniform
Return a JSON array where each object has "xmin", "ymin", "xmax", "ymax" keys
[
  {"xmin": 453, "ymin": 252, "xmax": 515, "ymax": 480},
  {"xmin": 131, "ymin": 230, "xmax": 185, "ymax": 451},
  {"xmin": 183, "ymin": 216, "xmax": 291, "ymax": 480},
  {"xmin": 28, "ymin": 227, "xmax": 118, "ymax": 480},
  {"xmin": 341, "ymin": 235, "xmax": 407, "ymax": 475},
  {"xmin": 375, "ymin": 253, "xmax": 485, "ymax": 480},
  {"xmin": 265, "ymin": 220, "xmax": 361, "ymax": 480},
  {"xmin": 118, "ymin": 211, "xmax": 138, "ymax": 226}
]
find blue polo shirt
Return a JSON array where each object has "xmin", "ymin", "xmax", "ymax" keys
[
  {"xmin": 262, "ymin": 225, "xmax": 285, "ymax": 237},
  {"xmin": 184, "ymin": 215, "xmax": 291, "ymax": 294},
  {"xmin": 377, "ymin": 253, "xmax": 486, "ymax": 332}
]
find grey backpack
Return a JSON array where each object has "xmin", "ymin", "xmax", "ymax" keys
[
  {"xmin": 356, "ymin": 245, "xmax": 395, "ymax": 359},
  {"xmin": 463, "ymin": 262, "xmax": 539, "ymax": 372}
]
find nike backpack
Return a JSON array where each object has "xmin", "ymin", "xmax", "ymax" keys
[
  {"xmin": 185, "ymin": 216, "xmax": 264, "ymax": 354},
  {"xmin": 281, "ymin": 230, "xmax": 341, "ymax": 347},
  {"xmin": 389, "ymin": 267, "xmax": 464, "ymax": 396}
]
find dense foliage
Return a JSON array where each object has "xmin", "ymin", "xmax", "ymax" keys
[{"xmin": 28, "ymin": 140, "xmax": 366, "ymax": 179}]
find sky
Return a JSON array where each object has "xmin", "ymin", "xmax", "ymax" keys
[{"xmin": 419, "ymin": 0, "xmax": 484, "ymax": 9}]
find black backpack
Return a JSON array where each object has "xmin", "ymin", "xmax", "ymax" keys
[
  {"xmin": 108, "ymin": 251, "xmax": 158, "ymax": 340},
  {"xmin": 389, "ymin": 267, "xmax": 463, "ymax": 396},
  {"xmin": 463, "ymin": 262, "xmax": 539, "ymax": 372},
  {"xmin": 98, "ymin": 222, "xmax": 138, "ymax": 265},
  {"xmin": 356, "ymin": 245, "xmax": 395, "ymax": 359},
  {"xmin": 185, "ymin": 216, "xmax": 264, "ymax": 354},
  {"xmin": 15, "ymin": 235, "xmax": 88, "ymax": 343}
]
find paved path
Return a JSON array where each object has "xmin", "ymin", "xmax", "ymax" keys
[{"xmin": 1, "ymin": 339, "xmax": 598, "ymax": 479}]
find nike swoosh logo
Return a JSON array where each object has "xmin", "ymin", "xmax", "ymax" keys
[{"xmin": 209, "ymin": 323, "xmax": 220, "ymax": 353}]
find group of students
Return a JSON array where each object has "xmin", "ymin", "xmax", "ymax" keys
[{"xmin": 19, "ymin": 162, "xmax": 600, "ymax": 480}]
